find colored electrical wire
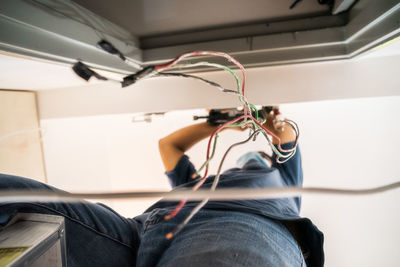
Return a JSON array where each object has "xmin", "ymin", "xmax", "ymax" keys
[
  {"xmin": 155, "ymin": 73, "xmax": 240, "ymax": 96},
  {"xmin": 172, "ymin": 62, "xmax": 241, "ymax": 93},
  {"xmin": 151, "ymin": 52, "xmax": 299, "ymax": 155},
  {"xmin": 194, "ymin": 134, "xmax": 219, "ymax": 177},
  {"xmin": 152, "ymin": 52, "xmax": 298, "ymax": 156},
  {"xmin": 157, "ymin": 61, "xmax": 249, "ymax": 109},
  {"xmin": 155, "ymin": 51, "xmax": 295, "ymax": 152},
  {"xmin": 166, "ymin": 129, "xmax": 263, "ymax": 239},
  {"xmin": 71, "ymin": 50, "xmax": 301, "ymax": 220},
  {"xmin": 195, "ymin": 114, "xmax": 298, "ymax": 189},
  {"xmin": 164, "ymin": 115, "xmax": 248, "ymax": 220},
  {"xmin": 164, "ymin": 134, "xmax": 219, "ymax": 220},
  {"xmin": 153, "ymin": 51, "xmax": 247, "ymax": 114},
  {"xmin": 83, "ymin": 49, "xmax": 293, "ymax": 221}
]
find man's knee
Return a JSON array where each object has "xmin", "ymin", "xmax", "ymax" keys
[{"xmin": 0, "ymin": 173, "xmax": 49, "ymax": 190}]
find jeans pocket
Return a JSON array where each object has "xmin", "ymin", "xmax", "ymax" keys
[{"xmin": 142, "ymin": 208, "xmax": 171, "ymax": 233}]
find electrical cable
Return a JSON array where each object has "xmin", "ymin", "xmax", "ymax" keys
[
  {"xmin": 166, "ymin": 119, "xmax": 299, "ymax": 235},
  {"xmin": 164, "ymin": 61, "xmax": 250, "ymax": 110},
  {"xmin": 72, "ymin": 61, "xmax": 122, "ymax": 83},
  {"xmin": 71, "ymin": 51, "xmax": 292, "ymax": 158},
  {"xmin": 149, "ymin": 52, "xmax": 298, "ymax": 157},
  {"xmin": 96, "ymin": 39, "xmax": 142, "ymax": 70},
  {"xmin": 166, "ymin": 129, "xmax": 263, "ymax": 239},
  {"xmin": 121, "ymin": 50, "xmax": 301, "ymax": 220},
  {"xmin": 165, "ymin": 114, "xmax": 250, "ymax": 220},
  {"xmin": 194, "ymin": 134, "xmax": 219, "ymax": 177},
  {"xmin": 70, "ymin": 49, "xmax": 302, "ymax": 220},
  {"xmin": 171, "ymin": 62, "xmax": 241, "ymax": 92},
  {"xmin": 1, "ymin": 181, "xmax": 399, "ymax": 203},
  {"xmin": 155, "ymin": 73, "xmax": 240, "ymax": 96},
  {"xmin": 153, "ymin": 51, "xmax": 247, "ymax": 108},
  {"xmin": 167, "ymin": 109, "xmax": 298, "ymax": 220},
  {"xmin": 125, "ymin": 51, "xmax": 298, "ymax": 158}
]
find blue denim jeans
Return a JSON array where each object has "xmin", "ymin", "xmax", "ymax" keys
[{"xmin": 0, "ymin": 174, "xmax": 304, "ymax": 266}]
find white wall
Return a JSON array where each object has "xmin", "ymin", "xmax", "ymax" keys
[{"xmin": 40, "ymin": 96, "xmax": 400, "ymax": 267}]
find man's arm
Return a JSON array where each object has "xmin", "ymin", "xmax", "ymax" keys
[
  {"xmin": 266, "ymin": 112, "xmax": 303, "ymax": 197},
  {"xmin": 158, "ymin": 122, "xmax": 219, "ymax": 172},
  {"xmin": 159, "ymin": 112, "xmax": 296, "ymax": 172}
]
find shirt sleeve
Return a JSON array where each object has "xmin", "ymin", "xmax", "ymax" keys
[
  {"xmin": 165, "ymin": 155, "xmax": 197, "ymax": 188},
  {"xmin": 271, "ymin": 142, "xmax": 303, "ymax": 187},
  {"xmin": 272, "ymin": 142, "xmax": 303, "ymax": 211}
]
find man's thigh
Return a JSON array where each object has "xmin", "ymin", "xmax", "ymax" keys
[
  {"xmin": 0, "ymin": 174, "xmax": 141, "ymax": 267},
  {"xmin": 138, "ymin": 208, "xmax": 304, "ymax": 267}
]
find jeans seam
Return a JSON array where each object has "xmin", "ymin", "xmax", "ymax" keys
[{"xmin": 0, "ymin": 203, "xmax": 134, "ymax": 250}]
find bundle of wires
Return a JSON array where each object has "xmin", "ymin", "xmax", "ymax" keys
[
  {"xmin": 72, "ymin": 50, "xmax": 300, "ymax": 238},
  {"xmin": 130, "ymin": 51, "xmax": 299, "ymax": 238}
]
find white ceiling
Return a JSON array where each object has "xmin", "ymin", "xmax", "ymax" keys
[{"xmin": 0, "ymin": 53, "xmax": 101, "ymax": 90}]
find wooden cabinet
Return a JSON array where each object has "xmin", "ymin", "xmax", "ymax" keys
[{"xmin": 0, "ymin": 90, "xmax": 46, "ymax": 182}]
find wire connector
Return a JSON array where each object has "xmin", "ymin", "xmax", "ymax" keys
[
  {"xmin": 122, "ymin": 66, "xmax": 155, "ymax": 87},
  {"xmin": 97, "ymin": 39, "xmax": 126, "ymax": 61},
  {"xmin": 72, "ymin": 61, "xmax": 108, "ymax": 81}
]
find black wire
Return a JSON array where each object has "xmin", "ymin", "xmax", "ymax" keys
[
  {"xmin": 290, "ymin": 0, "xmax": 303, "ymax": 9},
  {"xmin": 169, "ymin": 129, "xmax": 263, "ymax": 238},
  {"xmin": 156, "ymin": 72, "xmax": 240, "ymax": 95}
]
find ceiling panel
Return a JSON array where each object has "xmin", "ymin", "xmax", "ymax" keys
[
  {"xmin": 1, "ymin": 0, "xmax": 399, "ymax": 74},
  {"xmin": 72, "ymin": 0, "xmax": 331, "ymax": 37}
]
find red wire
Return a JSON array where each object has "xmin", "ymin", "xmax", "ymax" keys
[
  {"xmin": 164, "ymin": 200, "xmax": 187, "ymax": 220},
  {"xmin": 250, "ymin": 116, "xmax": 296, "ymax": 153},
  {"xmin": 164, "ymin": 115, "xmax": 248, "ymax": 220},
  {"xmin": 161, "ymin": 51, "xmax": 295, "ymax": 221},
  {"xmin": 155, "ymin": 51, "xmax": 203, "ymax": 70},
  {"xmin": 154, "ymin": 51, "xmax": 246, "ymax": 96},
  {"xmin": 164, "ymin": 112, "xmax": 299, "ymax": 220}
]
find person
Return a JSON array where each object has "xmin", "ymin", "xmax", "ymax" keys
[{"xmin": 0, "ymin": 111, "xmax": 324, "ymax": 267}]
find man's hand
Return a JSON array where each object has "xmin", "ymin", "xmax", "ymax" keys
[
  {"xmin": 159, "ymin": 109, "xmax": 250, "ymax": 173},
  {"xmin": 262, "ymin": 112, "xmax": 296, "ymax": 145}
]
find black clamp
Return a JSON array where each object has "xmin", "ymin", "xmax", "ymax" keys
[
  {"xmin": 97, "ymin": 39, "xmax": 126, "ymax": 61},
  {"xmin": 122, "ymin": 66, "xmax": 155, "ymax": 87},
  {"xmin": 72, "ymin": 61, "xmax": 108, "ymax": 81}
]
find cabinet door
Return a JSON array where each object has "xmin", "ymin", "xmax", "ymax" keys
[{"xmin": 0, "ymin": 90, "xmax": 46, "ymax": 182}]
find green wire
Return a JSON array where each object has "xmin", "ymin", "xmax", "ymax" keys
[
  {"xmin": 172, "ymin": 62, "xmax": 249, "ymax": 105},
  {"xmin": 249, "ymin": 104, "xmax": 258, "ymax": 120},
  {"xmin": 200, "ymin": 62, "xmax": 241, "ymax": 95},
  {"xmin": 159, "ymin": 61, "xmax": 251, "ymax": 113},
  {"xmin": 155, "ymin": 60, "xmax": 296, "ymax": 163},
  {"xmin": 195, "ymin": 134, "xmax": 219, "ymax": 176}
]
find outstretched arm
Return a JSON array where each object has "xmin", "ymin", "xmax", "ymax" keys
[
  {"xmin": 158, "ymin": 111, "xmax": 296, "ymax": 173},
  {"xmin": 159, "ymin": 122, "xmax": 218, "ymax": 172}
]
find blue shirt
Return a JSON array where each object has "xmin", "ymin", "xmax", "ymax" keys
[{"xmin": 146, "ymin": 143, "xmax": 324, "ymax": 267}]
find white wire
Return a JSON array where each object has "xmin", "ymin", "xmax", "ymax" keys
[
  {"xmin": 124, "ymin": 58, "xmax": 143, "ymax": 70},
  {"xmin": 169, "ymin": 129, "xmax": 265, "ymax": 236},
  {"xmin": 1, "ymin": 181, "xmax": 399, "ymax": 203}
]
